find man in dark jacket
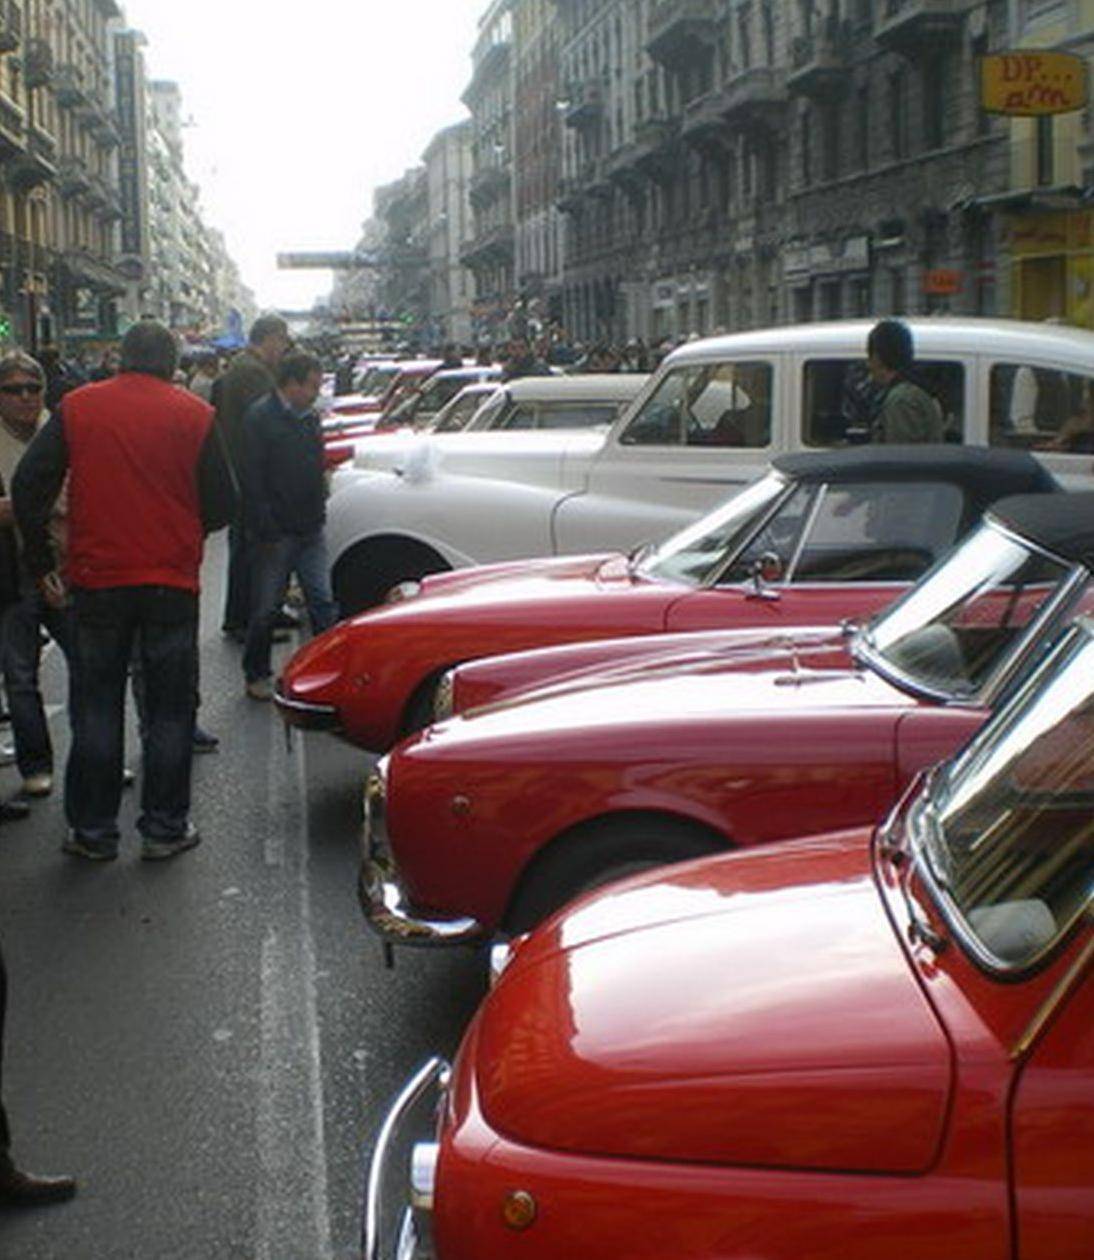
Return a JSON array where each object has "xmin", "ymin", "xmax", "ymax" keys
[
  {"xmin": 12, "ymin": 320, "xmax": 237, "ymax": 862},
  {"xmin": 214, "ymin": 315, "xmax": 291, "ymax": 640},
  {"xmin": 241, "ymin": 351, "xmax": 338, "ymax": 700}
]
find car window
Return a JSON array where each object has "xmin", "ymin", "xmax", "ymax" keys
[
  {"xmin": 717, "ymin": 483, "xmax": 816, "ymax": 584},
  {"xmin": 794, "ymin": 481, "xmax": 964, "ymax": 583},
  {"xmin": 466, "ymin": 391, "xmax": 508, "ymax": 431},
  {"xmin": 433, "ymin": 393, "xmax": 488, "ymax": 433},
  {"xmin": 498, "ymin": 403, "xmax": 538, "ymax": 431},
  {"xmin": 802, "ymin": 359, "xmax": 965, "ymax": 446},
  {"xmin": 535, "ymin": 404, "xmax": 619, "ymax": 430},
  {"xmin": 620, "ymin": 361, "xmax": 773, "ymax": 448},
  {"xmin": 989, "ymin": 364, "xmax": 1094, "ymax": 453}
]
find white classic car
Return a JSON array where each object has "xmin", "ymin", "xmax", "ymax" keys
[{"xmin": 326, "ymin": 318, "xmax": 1094, "ymax": 611}]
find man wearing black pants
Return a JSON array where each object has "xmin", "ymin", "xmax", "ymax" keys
[
  {"xmin": 0, "ymin": 939, "xmax": 76, "ymax": 1205},
  {"xmin": 13, "ymin": 321, "xmax": 236, "ymax": 861}
]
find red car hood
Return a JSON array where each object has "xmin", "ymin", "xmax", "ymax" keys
[
  {"xmin": 439, "ymin": 636, "xmax": 905, "ymax": 747},
  {"xmin": 477, "ymin": 830, "xmax": 951, "ymax": 1175}
]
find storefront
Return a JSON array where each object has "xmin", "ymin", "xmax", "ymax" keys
[{"xmin": 1002, "ymin": 207, "xmax": 1094, "ymax": 329}]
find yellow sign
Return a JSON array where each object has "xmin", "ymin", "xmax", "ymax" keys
[{"xmin": 981, "ymin": 51, "xmax": 1088, "ymax": 116}]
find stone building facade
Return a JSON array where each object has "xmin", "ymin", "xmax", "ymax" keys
[{"xmin": 423, "ymin": 120, "xmax": 475, "ymax": 345}]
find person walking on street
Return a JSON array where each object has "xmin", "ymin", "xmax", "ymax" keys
[
  {"xmin": 866, "ymin": 319, "xmax": 945, "ymax": 444},
  {"xmin": 12, "ymin": 321, "xmax": 237, "ymax": 862},
  {"xmin": 214, "ymin": 315, "xmax": 291, "ymax": 642},
  {"xmin": 0, "ymin": 937, "xmax": 76, "ymax": 1205},
  {"xmin": 0, "ymin": 352, "xmax": 71, "ymax": 799},
  {"xmin": 500, "ymin": 336, "xmax": 551, "ymax": 382},
  {"xmin": 241, "ymin": 351, "xmax": 338, "ymax": 701}
]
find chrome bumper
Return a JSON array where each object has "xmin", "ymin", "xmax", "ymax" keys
[
  {"xmin": 358, "ymin": 859, "xmax": 485, "ymax": 948},
  {"xmin": 273, "ymin": 683, "xmax": 340, "ymax": 732},
  {"xmin": 359, "ymin": 763, "xmax": 484, "ymax": 948},
  {"xmin": 362, "ymin": 1056, "xmax": 450, "ymax": 1260}
]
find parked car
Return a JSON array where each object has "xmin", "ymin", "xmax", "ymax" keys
[
  {"xmin": 278, "ymin": 446, "xmax": 1057, "ymax": 750},
  {"xmin": 358, "ymin": 491, "xmax": 1094, "ymax": 950},
  {"xmin": 381, "ymin": 366, "xmax": 502, "ymax": 430},
  {"xmin": 326, "ymin": 360, "xmax": 441, "ymax": 422},
  {"xmin": 327, "ymin": 374, "xmax": 648, "ymax": 610},
  {"xmin": 369, "ymin": 615, "xmax": 1094, "ymax": 1260},
  {"xmin": 325, "ymin": 319, "xmax": 1094, "ymax": 616}
]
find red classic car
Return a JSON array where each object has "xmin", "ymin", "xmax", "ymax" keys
[
  {"xmin": 368, "ymin": 616, "xmax": 1094, "ymax": 1260},
  {"xmin": 359, "ymin": 491, "xmax": 1094, "ymax": 948},
  {"xmin": 276, "ymin": 446, "xmax": 1056, "ymax": 750}
]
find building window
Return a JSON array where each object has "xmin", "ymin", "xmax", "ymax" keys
[
  {"xmin": 888, "ymin": 68, "xmax": 908, "ymax": 161},
  {"xmin": 856, "ymin": 84, "xmax": 870, "ymax": 170},
  {"xmin": 800, "ymin": 106, "xmax": 813, "ymax": 185},
  {"xmin": 923, "ymin": 57, "xmax": 945, "ymax": 151},
  {"xmin": 1036, "ymin": 115, "xmax": 1054, "ymax": 186},
  {"xmin": 822, "ymin": 102, "xmax": 839, "ymax": 181}
]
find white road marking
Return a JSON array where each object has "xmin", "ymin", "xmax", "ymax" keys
[{"xmin": 255, "ymin": 732, "xmax": 334, "ymax": 1260}]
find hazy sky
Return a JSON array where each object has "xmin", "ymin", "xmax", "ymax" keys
[{"xmin": 122, "ymin": 0, "xmax": 487, "ymax": 312}]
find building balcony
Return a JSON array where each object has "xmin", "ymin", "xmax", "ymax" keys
[
  {"xmin": 8, "ymin": 124, "xmax": 56, "ymax": 188},
  {"xmin": 58, "ymin": 155, "xmax": 91, "ymax": 198},
  {"xmin": 555, "ymin": 175, "xmax": 586, "ymax": 214},
  {"xmin": 721, "ymin": 65, "xmax": 787, "ymax": 133},
  {"xmin": 54, "ymin": 64, "xmax": 87, "ymax": 109},
  {"xmin": 94, "ymin": 108, "xmax": 120, "ymax": 148},
  {"xmin": 647, "ymin": 0, "xmax": 719, "ymax": 73},
  {"xmin": 22, "ymin": 38, "xmax": 53, "ymax": 89},
  {"xmin": 563, "ymin": 77, "xmax": 607, "ymax": 131},
  {"xmin": 874, "ymin": 0, "xmax": 964, "ymax": 55},
  {"xmin": 0, "ymin": 0, "xmax": 22, "ymax": 54},
  {"xmin": 469, "ymin": 163, "xmax": 510, "ymax": 209},
  {"xmin": 788, "ymin": 18, "xmax": 853, "ymax": 99},
  {"xmin": 581, "ymin": 158, "xmax": 614, "ymax": 200},
  {"xmin": 606, "ymin": 144, "xmax": 648, "ymax": 196},
  {"xmin": 462, "ymin": 38, "xmax": 511, "ymax": 104},
  {"xmin": 633, "ymin": 115, "xmax": 681, "ymax": 183},
  {"xmin": 682, "ymin": 90, "xmax": 730, "ymax": 155},
  {"xmin": 0, "ymin": 89, "xmax": 25, "ymax": 159},
  {"xmin": 459, "ymin": 224, "xmax": 515, "ymax": 269},
  {"xmin": 93, "ymin": 0, "xmax": 122, "ymax": 17}
]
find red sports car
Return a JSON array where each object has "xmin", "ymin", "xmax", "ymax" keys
[
  {"xmin": 359, "ymin": 491, "xmax": 1094, "ymax": 948},
  {"xmin": 368, "ymin": 614, "xmax": 1094, "ymax": 1260},
  {"xmin": 277, "ymin": 446, "xmax": 1056, "ymax": 751}
]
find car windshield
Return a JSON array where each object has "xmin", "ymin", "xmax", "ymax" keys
[
  {"xmin": 429, "ymin": 390, "xmax": 494, "ymax": 433},
  {"xmin": 858, "ymin": 522, "xmax": 1082, "ymax": 700},
  {"xmin": 640, "ymin": 473, "xmax": 790, "ymax": 585},
  {"xmin": 355, "ymin": 366, "xmax": 397, "ymax": 395},
  {"xmin": 914, "ymin": 621, "xmax": 1094, "ymax": 970}
]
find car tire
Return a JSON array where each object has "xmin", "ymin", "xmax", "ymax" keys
[
  {"xmin": 503, "ymin": 816, "xmax": 724, "ymax": 935},
  {"xmin": 333, "ymin": 538, "xmax": 450, "ymax": 615}
]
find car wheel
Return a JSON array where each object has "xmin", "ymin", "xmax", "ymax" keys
[
  {"xmin": 503, "ymin": 817, "xmax": 723, "ymax": 935},
  {"xmin": 399, "ymin": 669, "xmax": 451, "ymax": 739},
  {"xmin": 333, "ymin": 538, "xmax": 449, "ymax": 615}
]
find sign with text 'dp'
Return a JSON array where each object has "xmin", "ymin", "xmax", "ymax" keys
[{"xmin": 980, "ymin": 51, "xmax": 1088, "ymax": 117}]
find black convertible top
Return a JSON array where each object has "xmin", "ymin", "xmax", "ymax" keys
[
  {"xmin": 773, "ymin": 445, "xmax": 1059, "ymax": 513},
  {"xmin": 988, "ymin": 492, "xmax": 1094, "ymax": 568}
]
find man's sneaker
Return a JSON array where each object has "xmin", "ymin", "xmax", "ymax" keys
[
  {"xmin": 192, "ymin": 725, "xmax": 220, "ymax": 754},
  {"xmin": 122, "ymin": 767, "xmax": 136, "ymax": 789},
  {"xmin": 0, "ymin": 742, "xmax": 15, "ymax": 768},
  {"xmin": 140, "ymin": 824, "xmax": 201, "ymax": 862},
  {"xmin": 62, "ymin": 832, "xmax": 118, "ymax": 862},
  {"xmin": 22, "ymin": 772, "xmax": 53, "ymax": 797},
  {"xmin": 246, "ymin": 678, "xmax": 274, "ymax": 702},
  {"xmin": 274, "ymin": 607, "xmax": 301, "ymax": 630}
]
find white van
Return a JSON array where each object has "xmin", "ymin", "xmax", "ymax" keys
[{"xmin": 326, "ymin": 318, "xmax": 1094, "ymax": 611}]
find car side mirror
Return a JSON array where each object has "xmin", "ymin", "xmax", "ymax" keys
[{"xmin": 746, "ymin": 551, "xmax": 783, "ymax": 601}]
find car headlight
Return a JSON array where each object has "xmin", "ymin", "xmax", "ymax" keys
[
  {"xmin": 386, "ymin": 580, "xmax": 422, "ymax": 604},
  {"xmin": 433, "ymin": 668, "xmax": 456, "ymax": 722}
]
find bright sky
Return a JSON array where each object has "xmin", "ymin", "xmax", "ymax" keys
[{"xmin": 122, "ymin": 0, "xmax": 486, "ymax": 313}]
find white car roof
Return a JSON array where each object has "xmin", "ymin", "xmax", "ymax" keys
[
  {"xmin": 503, "ymin": 373, "xmax": 648, "ymax": 402},
  {"xmin": 665, "ymin": 317, "xmax": 1094, "ymax": 369}
]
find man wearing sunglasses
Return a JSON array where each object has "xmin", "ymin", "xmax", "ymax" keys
[{"xmin": 0, "ymin": 353, "xmax": 68, "ymax": 802}]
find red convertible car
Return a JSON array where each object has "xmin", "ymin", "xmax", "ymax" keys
[
  {"xmin": 359, "ymin": 491, "xmax": 1094, "ymax": 948},
  {"xmin": 368, "ymin": 615, "xmax": 1094, "ymax": 1260},
  {"xmin": 277, "ymin": 446, "xmax": 1056, "ymax": 750}
]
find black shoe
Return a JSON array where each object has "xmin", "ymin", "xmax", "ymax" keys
[
  {"xmin": 0, "ymin": 798, "xmax": 31, "ymax": 822},
  {"xmin": 140, "ymin": 823, "xmax": 201, "ymax": 862},
  {"xmin": 62, "ymin": 831, "xmax": 118, "ymax": 862},
  {"xmin": 192, "ymin": 725, "xmax": 219, "ymax": 754},
  {"xmin": 273, "ymin": 608, "xmax": 301, "ymax": 630},
  {"xmin": 0, "ymin": 1155, "xmax": 77, "ymax": 1207}
]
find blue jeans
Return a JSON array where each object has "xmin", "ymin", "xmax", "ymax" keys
[
  {"xmin": 222, "ymin": 514, "xmax": 251, "ymax": 634},
  {"xmin": 66, "ymin": 586, "xmax": 198, "ymax": 843},
  {"xmin": 0, "ymin": 589, "xmax": 73, "ymax": 777},
  {"xmin": 243, "ymin": 531, "xmax": 338, "ymax": 683}
]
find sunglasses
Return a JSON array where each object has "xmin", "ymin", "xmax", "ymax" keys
[{"xmin": 0, "ymin": 383, "xmax": 43, "ymax": 397}]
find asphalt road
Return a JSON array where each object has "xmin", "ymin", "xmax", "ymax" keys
[{"xmin": 0, "ymin": 537, "xmax": 486, "ymax": 1259}]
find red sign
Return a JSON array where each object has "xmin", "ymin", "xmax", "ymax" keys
[{"xmin": 923, "ymin": 269, "xmax": 963, "ymax": 296}]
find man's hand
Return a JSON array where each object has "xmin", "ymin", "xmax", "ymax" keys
[{"xmin": 38, "ymin": 571, "xmax": 67, "ymax": 609}]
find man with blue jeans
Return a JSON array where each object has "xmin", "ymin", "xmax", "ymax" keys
[
  {"xmin": 242, "ymin": 352, "xmax": 338, "ymax": 700},
  {"xmin": 12, "ymin": 321, "xmax": 236, "ymax": 861}
]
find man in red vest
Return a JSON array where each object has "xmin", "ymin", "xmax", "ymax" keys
[{"xmin": 12, "ymin": 321, "xmax": 237, "ymax": 861}]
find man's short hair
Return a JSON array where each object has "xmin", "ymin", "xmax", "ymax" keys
[
  {"xmin": 0, "ymin": 351, "xmax": 44, "ymax": 385},
  {"xmin": 119, "ymin": 320, "xmax": 178, "ymax": 380},
  {"xmin": 277, "ymin": 350, "xmax": 322, "ymax": 387},
  {"xmin": 867, "ymin": 319, "xmax": 914, "ymax": 373},
  {"xmin": 249, "ymin": 314, "xmax": 290, "ymax": 347}
]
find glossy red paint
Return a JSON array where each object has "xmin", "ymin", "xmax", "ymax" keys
[
  {"xmin": 428, "ymin": 820, "xmax": 1091, "ymax": 1260},
  {"xmin": 383, "ymin": 642, "xmax": 987, "ymax": 934},
  {"xmin": 278, "ymin": 551, "xmax": 904, "ymax": 750}
]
